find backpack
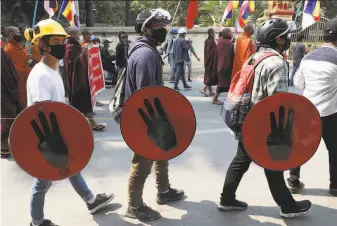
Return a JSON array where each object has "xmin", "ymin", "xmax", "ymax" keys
[
  {"xmin": 222, "ymin": 52, "xmax": 278, "ymax": 139},
  {"xmin": 109, "ymin": 41, "xmax": 153, "ymax": 124}
]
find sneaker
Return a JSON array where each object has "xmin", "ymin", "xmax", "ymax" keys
[
  {"xmin": 188, "ymin": 78, "xmax": 192, "ymax": 82},
  {"xmin": 30, "ymin": 219, "xmax": 58, "ymax": 226},
  {"xmin": 173, "ymin": 87, "xmax": 181, "ymax": 91},
  {"xmin": 157, "ymin": 188, "xmax": 185, "ymax": 205},
  {"xmin": 289, "ymin": 182, "xmax": 304, "ymax": 194},
  {"xmin": 87, "ymin": 193, "xmax": 115, "ymax": 214},
  {"xmin": 217, "ymin": 199, "xmax": 248, "ymax": 211},
  {"xmin": 184, "ymin": 85, "xmax": 192, "ymax": 90},
  {"xmin": 169, "ymin": 80, "xmax": 175, "ymax": 83},
  {"xmin": 280, "ymin": 200, "xmax": 311, "ymax": 218},
  {"xmin": 329, "ymin": 188, "xmax": 337, "ymax": 196},
  {"xmin": 125, "ymin": 204, "xmax": 161, "ymax": 221}
]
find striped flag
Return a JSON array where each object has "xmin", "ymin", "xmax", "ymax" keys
[
  {"xmin": 238, "ymin": 0, "xmax": 255, "ymax": 29},
  {"xmin": 60, "ymin": 0, "xmax": 80, "ymax": 27},
  {"xmin": 302, "ymin": 0, "xmax": 320, "ymax": 30},
  {"xmin": 44, "ymin": 0, "xmax": 58, "ymax": 18},
  {"xmin": 221, "ymin": 1, "xmax": 234, "ymax": 24}
]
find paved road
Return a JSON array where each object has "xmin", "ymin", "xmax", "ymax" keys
[{"xmin": 1, "ymin": 80, "xmax": 336, "ymax": 226}]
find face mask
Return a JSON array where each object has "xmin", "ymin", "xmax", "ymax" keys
[
  {"xmin": 47, "ymin": 44, "xmax": 66, "ymax": 60},
  {"xmin": 79, "ymin": 35, "xmax": 84, "ymax": 43},
  {"xmin": 172, "ymin": 34, "xmax": 177, "ymax": 38},
  {"xmin": 13, "ymin": 34, "xmax": 22, "ymax": 42},
  {"xmin": 151, "ymin": 28, "xmax": 167, "ymax": 44},
  {"xmin": 279, "ymin": 37, "xmax": 291, "ymax": 52}
]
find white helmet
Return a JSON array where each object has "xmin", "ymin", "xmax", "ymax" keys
[{"xmin": 178, "ymin": 28, "xmax": 187, "ymax": 34}]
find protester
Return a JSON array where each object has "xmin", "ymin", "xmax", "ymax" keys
[
  {"xmin": 213, "ymin": 28, "xmax": 234, "ymax": 105},
  {"xmin": 185, "ymin": 44, "xmax": 200, "ymax": 82},
  {"xmin": 288, "ymin": 17, "xmax": 337, "ymax": 196},
  {"xmin": 166, "ymin": 27, "xmax": 178, "ymax": 83},
  {"xmin": 172, "ymin": 28, "xmax": 192, "ymax": 91},
  {"xmin": 289, "ymin": 34, "xmax": 309, "ymax": 86},
  {"xmin": 25, "ymin": 19, "xmax": 114, "ymax": 226},
  {"xmin": 101, "ymin": 38, "xmax": 117, "ymax": 85},
  {"xmin": 1, "ymin": 48, "xmax": 23, "ymax": 158},
  {"xmin": 125, "ymin": 9, "xmax": 184, "ymax": 221},
  {"xmin": 116, "ymin": 31, "xmax": 131, "ymax": 71},
  {"xmin": 63, "ymin": 26, "xmax": 106, "ymax": 131},
  {"xmin": 200, "ymin": 28, "xmax": 218, "ymax": 96},
  {"xmin": 4, "ymin": 26, "xmax": 32, "ymax": 108},
  {"xmin": 218, "ymin": 18, "xmax": 311, "ymax": 218},
  {"xmin": 81, "ymin": 30, "xmax": 93, "ymax": 46},
  {"xmin": 231, "ymin": 22, "xmax": 256, "ymax": 78}
]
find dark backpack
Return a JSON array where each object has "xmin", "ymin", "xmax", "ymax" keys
[
  {"xmin": 221, "ymin": 52, "xmax": 278, "ymax": 139},
  {"xmin": 109, "ymin": 41, "xmax": 151, "ymax": 124}
]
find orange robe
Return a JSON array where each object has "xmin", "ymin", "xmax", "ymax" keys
[
  {"xmin": 4, "ymin": 40, "xmax": 31, "ymax": 108},
  {"xmin": 232, "ymin": 32, "xmax": 256, "ymax": 78}
]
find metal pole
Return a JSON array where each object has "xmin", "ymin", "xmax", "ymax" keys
[{"xmin": 57, "ymin": 0, "xmax": 66, "ymax": 21}]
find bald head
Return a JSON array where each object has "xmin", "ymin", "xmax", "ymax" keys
[
  {"xmin": 244, "ymin": 22, "xmax": 254, "ymax": 35},
  {"xmin": 220, "ymin": 28, "xmax": 232, "ymax": 39},
  {"xmin": 67, "ymin": 26, "xmax": 81, "ymax": 42},
  {"xmin": 5, "ymin": 26, "xmax": 21, "ymax": 41}
]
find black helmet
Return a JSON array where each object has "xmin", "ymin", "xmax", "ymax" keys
[
  {"xmin": 135, "ymin": 8, "xmax": 171, "ymax": 33},
  {"xmin": 324, "ymin": 17, "xmax": 337, "ymax": 42},
  {"xmin": 257, "ymin": 18, "xmax": 290, "ymax": 44}
]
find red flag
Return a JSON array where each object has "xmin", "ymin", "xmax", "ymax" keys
[{"xmin": 186, "ymin": 0, "xmax": 198, "ymax": 29}]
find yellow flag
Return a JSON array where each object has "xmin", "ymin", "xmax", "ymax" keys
[{"xmin": 233, "ymin": 0, "xmax": 240, "ymax": 9}]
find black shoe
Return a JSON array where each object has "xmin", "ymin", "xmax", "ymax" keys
[
  {"xmin": 288, "ymin": 182, "xmax": 304, "ymax": 194},
  {"xmin": 169, "ymin": 80, "xmax": 175, "ymax": 83},
  {"xmin": 125, "ymin": 204, "xmax": 161, "ymax": 222},
  {"xmin": 30, "ymin": 219, "xmax": 58, "ymax": 226},
  {"xmin": 188, "ymin": 78, "xmax": 192, "ymax": 82},
  {"xmin": 329, "ymin": 188, "xmax": 337, "ymax": 196},
  {"xmin": 217, "ymin": 199, "xmax": 248, "ymax": 211},
  {"xmin": 87, "ymin": 193, "xmax": 115, "ymax": 214},
  {"xmin": 184, "ymin": 85, "xmax": 192, "ymax": 90},
  {"xmin": 280, "ymin": 200, "xmax": 311, "ymax": 218},
  {"xmin": 173, "ymin": 87, "xmax": 181, "ymax": 91},
  {"xmin": 157, "ymin": 188, "xmax": 185, "ymax": 205}
]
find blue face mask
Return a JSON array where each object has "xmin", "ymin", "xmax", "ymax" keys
[{"xmin": 90, "ymin": 35, "xmax": 95, "ymax": 41}]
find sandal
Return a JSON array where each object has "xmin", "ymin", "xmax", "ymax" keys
[
  {"xmin": 92, "ymin": 123, "xmax": 106, "ymax": 131},
  {"xmin": 1, "ymin": 149, "xmax": 11, "ymax": 159},
  {"xmin": 199, "ymin": 89, "xmax": 209, "ymax": 97},
  {"xmin": 96, "ymin": 101, "xmax": 104, "ymax": 107},
  {"xmin": 212, "ymin": 100, "xmax": 223, "ymax": 105}
]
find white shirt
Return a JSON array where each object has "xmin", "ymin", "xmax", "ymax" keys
[
  {"xmin": 27, "ymin": 62, "xmax": 65, "ymax": 107},
  {"xmin": 294, "ymin": 45, "xmax": 337, "ymax": 117}
]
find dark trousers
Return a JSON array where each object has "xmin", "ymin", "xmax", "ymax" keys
[
  {"xmin": 288, "ymin": 112, "xmax": 337, "ymax": 189},
  {"xmin": 221, "ymin": 142, "xmax": 296, "ymax": 210},
  {"xmin": 174, "ymin": 62, "xmax": 188, "ymax": 89}
]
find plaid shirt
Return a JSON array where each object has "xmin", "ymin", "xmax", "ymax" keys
[{"xmin": 250, "ymin": 47, "xmax": 289, "ymax": 106}]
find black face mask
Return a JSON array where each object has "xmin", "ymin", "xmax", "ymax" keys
[
  {"xmin": 44, "ymin": 44, "xmax": 66, "ymax": 60},
  {"xmin": 151, "ymin": 28, "xmax": 167, "ymax": 44},
  {"xmin": 13, "ymin": 34, "xmax": 22, "ymax": 42},
  {"xmin": 279, "ymin": 37, "xmax": 291, "ymax": 52}
]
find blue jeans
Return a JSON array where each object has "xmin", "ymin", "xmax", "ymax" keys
[
  {"xmin": 30, "ymin": 173, "xmax": 94, "ymax": 225},
  {"xmin": 289, "ymin": 64, "xmax": 298, "ymax": 86}
]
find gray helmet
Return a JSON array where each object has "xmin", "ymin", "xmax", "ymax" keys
[
  {"xmin": 135, "ymin": 8, "xmax": 171, "ymax": 34},
  {"xmin": 257, "ymin": 18, "xmax": 290, "ymax": 44}
]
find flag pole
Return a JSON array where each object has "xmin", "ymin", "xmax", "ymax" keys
[
  {"xmin": 57, "ymin": 0, "xmax": 66, "ymax": 21},
  {"xmin": 28, "ymin": 0, "xmax": 39, "ymax": 54},
  {"xmin": 170, "ymin": 0, "xmax": 181, "ymax": 29}
]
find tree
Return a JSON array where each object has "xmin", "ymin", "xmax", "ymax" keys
[
  {"xmin": 125, "ymin": 0, "xmax": 132, "ymax": 26},
  {"xmin": 86, "ymin": 0, "xmax": 94, "ymax": 26}
]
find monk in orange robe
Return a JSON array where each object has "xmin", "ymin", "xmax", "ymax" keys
[
  {"xmin": 81, "ymin": 30, "xmax": 93, "ymax": 46},
  {"xmin": 232, "ymin": 22, "xmax": 256, "ymax": 78},
  {"xmin": 4, "ymin": 26, "xmax": 31, "ymax": 108}
]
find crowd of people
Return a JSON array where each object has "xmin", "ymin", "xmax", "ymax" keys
[{"xmin": 1, "ymin": 7, "xmax": 336, "ymax": 226}]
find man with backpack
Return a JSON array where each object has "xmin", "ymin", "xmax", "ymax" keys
[
  {"xmin": 124, "ymin": 9, "xmax": 184, "ymax": 222},
  {"xmin": 219, "ymin": 18, "xmax": 311, "ymax": 218}
]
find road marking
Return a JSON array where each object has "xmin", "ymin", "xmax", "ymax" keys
[{"xmin": 94, "ymin": 128, "xmax": 232, "ymax": 142}]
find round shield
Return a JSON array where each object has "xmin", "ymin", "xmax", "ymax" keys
[
  {"xmin": 9, "ymin": 101, "xmax": 94, "ymax": 181},
  {"xmin": 120, "ymin": 86, "xmax": 196, "ymax": 161},
  {"xmin": 242, "ymin": 93, "xmax": 321, "ymax": 171}
]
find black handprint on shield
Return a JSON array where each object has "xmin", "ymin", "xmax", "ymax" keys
[
  {"xmin": 31, "ymin": 111, "xmax": 69, "ymax": 168},
  {"xmin": 266, "ymin": 106, "xmax": 294, "ymax": 161},
  {"xmin": 138, "ymin": 97, "xmax": 177, "ymax": 152}
]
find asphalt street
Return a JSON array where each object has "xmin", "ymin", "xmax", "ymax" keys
[{"xmin": 1, "ymin": 79, "xmax": 336, "ymax": 226}]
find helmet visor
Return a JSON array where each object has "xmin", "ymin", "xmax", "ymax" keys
[{"xmin": 141, "ymin": 9, "xmax": 172, "ymax": 31}]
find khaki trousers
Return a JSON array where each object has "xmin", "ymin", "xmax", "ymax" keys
[{"xmin": 128, "ymin": 153, "xmax": 170, "ymax": 207}]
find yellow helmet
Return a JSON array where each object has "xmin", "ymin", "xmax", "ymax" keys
[{"xmin": 24, "ymin": 19, "xmax": 68, "ymax": 43}]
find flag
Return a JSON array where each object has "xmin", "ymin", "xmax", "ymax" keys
[
  {"xmin": 60, "ymin": 0, "xmax": 80, "ymax": 27},
  {"xmin": 221, "ymin": 1, "xmax": 234, "ymax": 24},
  {"xmin": 233, "ymin": 0, "xmax": 240, "ymax": 9},
  {"xmin": 237, "ymin": 0, "xmax": 255, "ymax": 29},
  {"xmin": 186, "ymin": 0, "xmax": 198, "ymax": 30},
  {"xmin": 44, "ymin": 0, "xmax": 58, "ymax": 18},
  {"xmin": 302, "ymin": 0, "xmax": 320, "ymax": 30}
]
